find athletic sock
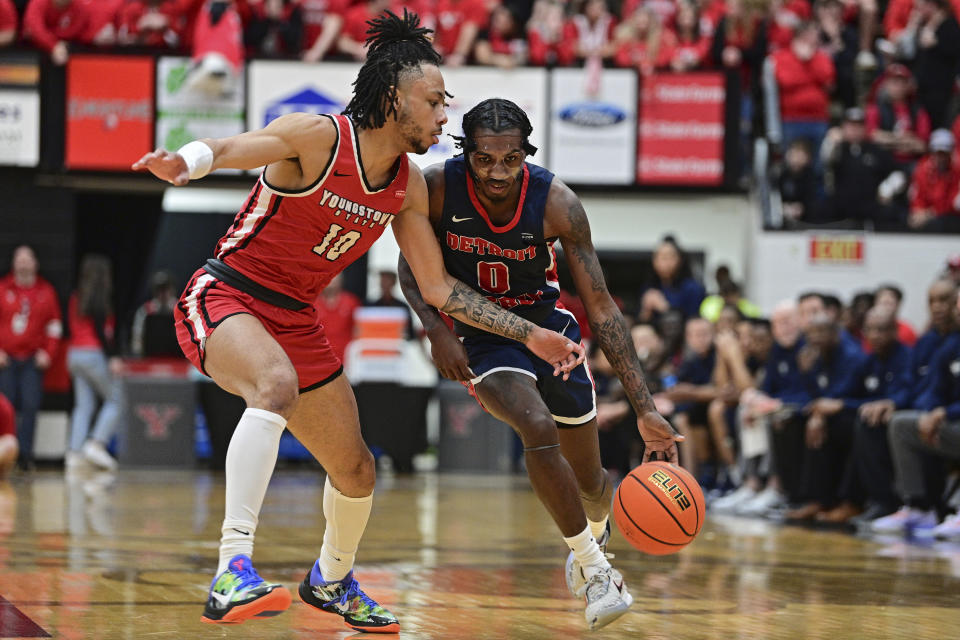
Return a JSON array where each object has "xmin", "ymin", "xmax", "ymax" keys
[
  {"xmin": 317, "ymin": 475, "xmax": 373, "ymax": 583},
  {"xmin": 216, "ymin": 408, "xmax": 286, "ymax": 576},
  {"xmin": 588, "ymin": 516, "xmax": 609, "ymax": 541},
  {"xmin": 563, "ymin": 524, "xmax": 610, "ymax": 580}
]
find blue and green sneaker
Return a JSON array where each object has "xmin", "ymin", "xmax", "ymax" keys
[
  {"xmin": 298, "ymin": 561, "xmax": 400, "ymax": 633},
  {"xmin": 201, "ymin": 555, "xmax": 292, "ymax": 624}
]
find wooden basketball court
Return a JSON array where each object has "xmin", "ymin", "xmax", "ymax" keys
[{"xmin": 0, "ymin": 469, "xmax": 958, "ymax": 639}]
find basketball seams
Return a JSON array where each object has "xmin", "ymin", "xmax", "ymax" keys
[
  {"xmin": 628, "ymin": 473, "xmax": 698, "ymax": 539},
  {"xmin": 650, "ymin": 461, "xmax": 703, "ymax": 536},
  {"xmin": 615, "ymin": 489, "xmax": 688, "ymax": 548}
]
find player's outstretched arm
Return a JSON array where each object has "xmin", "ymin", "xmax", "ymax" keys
[
  {"xmin": 132, "ymin": 113, "xmax": 333, "ymax": 185},
  {"xmin": 547, "ymin": 180, "xmax": 684, "ymax": 462},
  {"xmin": 393, "ymin": 167, "xmax": 584, "ymax": 378},
  {"xmin": 398, "ymin": 254, "xmax": 473, "ymax": 381}
]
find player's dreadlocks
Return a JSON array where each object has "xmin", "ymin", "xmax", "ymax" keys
[
  {"xmin": 342, "ymin": 9, "xmax": 441, "ymax": 130},
  {"xmin": 453, "ymin": 98, "xmax": 538, "ymax": 157}
]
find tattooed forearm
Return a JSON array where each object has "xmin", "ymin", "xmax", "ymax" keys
[
  {"xmin": 567, "ymin": 203, "xmax": 605, "ymax": 293},
  {"xmin": 441, "ymin": 281, "xmax": 534, "ymax": 342},
  {"xmin": 593, "ymin": 312, "xmax": 657, "ymax": 415},
  {"xmin": 397, "ymin": 255, "xmax": 448, "ymax": 333}
]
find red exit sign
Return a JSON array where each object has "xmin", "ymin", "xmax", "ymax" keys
[{"xmin": 808, "ymin": 236, "xmax": 865, "ymax": 264}]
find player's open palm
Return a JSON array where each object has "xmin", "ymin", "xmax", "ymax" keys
[
  {"xmin": 638, "ymin": 411, "xmax": 684, "ymax": 464},
  {"xmin": 132, "ymin": 148, "xmax": 190, "ymax": 186},
  {"xmin": 429, "ymin": 329, "xmax": 473, "ymax": 381},
  {"xmin": 526, "ymin": 327, "xmax": 584, "ymax": 380}
]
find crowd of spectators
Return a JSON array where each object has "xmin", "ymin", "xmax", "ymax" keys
[{"xmin": 584, "ymin": 235, "xmax": 960, "ymax": 540}]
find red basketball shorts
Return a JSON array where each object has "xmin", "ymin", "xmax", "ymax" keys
[{"xmin": 174, "ymin": 268, "xmax": 342, "ymax": 393}]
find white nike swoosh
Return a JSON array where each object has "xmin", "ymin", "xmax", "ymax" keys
[
  {"xmin": 211, "ymin": 588, "xmax": 234, "ymax": 608},
  {"xmin": 451, "ymin": 215, "xmax": 472, "ymax": 222}
]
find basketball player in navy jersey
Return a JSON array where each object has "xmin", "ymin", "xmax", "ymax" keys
[
  {"xmin": 133, "ymin": 14, "xmax": 584, "ymax": 632},
  {"xmin": 398, "ymin": 98, "xmax": 682, "ymax": 630}
]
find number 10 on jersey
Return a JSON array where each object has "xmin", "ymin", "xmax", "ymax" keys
[{"xmin": 313, "ymin": 224, "xmax": 361, "ymax": 261}]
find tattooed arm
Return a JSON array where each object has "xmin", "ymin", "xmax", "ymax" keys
[
  {"xmin": 545, "ymin": 179, "xmax": 684, "ymax": 462},
  {"xmin": 392, "ymin": 164, "xmax": 584, "ymax": 375}
]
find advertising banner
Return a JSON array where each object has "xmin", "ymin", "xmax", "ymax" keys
[
  {"xmin": 548, "ymin": 68, "xmax": 637, "ymax": 184},
  {"xmin": 247, "ymin": 61, "xmax": 547, "ymax": 170},
  {"xmin": 637, "ymin": 72, "xmax": 725, "ymax": 185},
  {"xmin": 66, "ymin": 55, "xmax": 154, "ymax": 170},
  {"xmin": 0, "ymin": 90, "xmax": 39, "ymax": 167},
  {"xmin": 156, "ymin": 57, "xmax": 245, "ymax": 175}
]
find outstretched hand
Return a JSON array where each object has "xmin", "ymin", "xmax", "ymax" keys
[
  {"xmin": 132, "ymin": 148, "xmax": 189, "ymax": 185},
  {"xmin": 638, "ymin": 411, "xmax": 684, "ymax": 464}
]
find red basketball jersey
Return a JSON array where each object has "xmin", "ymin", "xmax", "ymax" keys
[{"xmin": 215, "ymin": 114, "xmax": 410, "ymax": 303}]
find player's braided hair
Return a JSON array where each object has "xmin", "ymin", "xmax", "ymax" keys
[
  {"xmin": 342, "ymin": 9, "xmax": 441, "ymax": 130},
  {"xmin": 453, "ymin": 98, "xmax": 538, "ymax": 156}
]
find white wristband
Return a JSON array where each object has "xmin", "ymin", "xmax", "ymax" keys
[{"xmin": 177, "ymin": 140, "xmax": 214, "ymax": 180}]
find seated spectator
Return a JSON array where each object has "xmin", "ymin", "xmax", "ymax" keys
[
  {"xmin": 913, "ymin": 0, "xmax": 960, "ymax": 128},
  {"xmin": 778, "ymin": 138, "xmax": 819, "ymax": 225},
  {"xmin": 300, "ymin": 0, "xmax": 346, "ymax": 62},
  {"xmin": 23, "ymin": 0, "xmax": 92, "ymax": 65},
  {"xmin": 656, "ymin": 308, "xmax": 686, "ymax": 372},
  {"xmin": 0, "ymin": 0, "xmax": 14, "ymax": 47},
  {"xmin": 245, "ymin": 0, "xmax": 304, "ymax": 58},
  {"xmin": 946, "ymin": 253, "xmax": 960, "ymax": 287},
  {"xmin": 700, "ymin": 280, "xmax": 762, "ymax": 323},
  {"xmin": 432, "ymin": 0, "xmax": 488, "ymax": 66},
  {"xmin": 613, "ymin": 6, "xmax": 676, "ymax": 75},
  {"xmin": 784, "ymin": 312, "xmax": 866, "ymax": 521},
  {"xmin": 337, "ymin": 0, "xmax": 390, "ymax": 61},
  {"xmin": 767, "ymin": 22, "xmax": 835, "ymax": 160},
  {"xmin": 130, "ymin": 270, "xmax": 179, "ymax": 358},
  {"xmin": 474, "ymin": 4, "xmax": 527, "ymax": 68},
  {"xmin": 820, "ymin": 307, "xmax": 913, "ymax": 523},
  {"xmin": 526, "ymin": 0, "xmax": 574, "ymax": 67},
  {"xmin": 822, "ymin": 107, "xmax": 906, "ymax": 227},
  {"xmin": 872, "ymin": 323, "xmax": 960, "ymax": 537},
  {"xmin": 621, "ymin": 0, "xmax": 676, "ymax": 29},
  {"xmin": 0, "ymin": 392, "xmax": 16, "ymax": 479},
  {"xmin": 567, "ymin": 0, "xmax": 617, "ymax": 72},
  {"xmin": 815, "ymin": 0, "xmax": 857, "ymax": 107},
  {"xmin": 638, "ymin": 235, "xmax": 706, "ymax": 323},
  {"xmin": 715, "ymin": 302, "xmax": 746, "ymax": 335},
  {"xmin": 662, "ymin": 317, "xmax": 720, "ymax": 480},
  {"xmin": 909, "ymin": 279, "xmax": 958, "ymax": 401},
  {"xmin": 118, "ymin": 0, "xmax": 188, "ymax": 49},
  {"xmin": 367, "ymin": 270, "xmax": 414, "ymax": 340},
  {"xmin": 874, "ymin": 284, "xmax": 918, "ymax": 347},
  {"xmin": 316, "ymin": 273, "xmax": 361, "ymax": 362},
  {"xmin": 865, "ymin": 64, "xmax": 931, "ymax": 168},
  {"xmin": 844, "ymin": 290, "xmax": 875, "ymax": 345},
  {"xmin": 670, "ymin": 0, "xmax": 710, "ymax": 72},
  {"xmin": 908, "ymin": 129, "xmax": 960, "ymax": 231}
]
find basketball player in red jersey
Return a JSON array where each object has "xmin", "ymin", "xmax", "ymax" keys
[
  {"xmin": 398, "ymin": 99, "xmax": 683, "ymax": 629},
  {"xmin": 133, "ymin": 12, "xmax": 583, "ymax": 632}
]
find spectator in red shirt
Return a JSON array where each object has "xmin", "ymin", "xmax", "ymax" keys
[
  {"xmin": 865, "ymin": 64, "xmax": 931, "ymax": 167},
  {"xmin": 768, "ymin": 0, "xmax": 811, "ymax": 50},
  {"xmin": 66, "ymin": 255, "xmax": 122, "ymax": 473},
  {"xmin": 118, "ymin": 0, "xmax": 188, "ymax": 49},
  {"xmin": 614, "ymin": 7, "xmax": 676, "ymax": 75},
  {"xmin": 909, "ymin": 128, "xmax": 960, "ymax": 231},
  {"xmin": 84, "ymin": 0, "xmax": 125, "ymax": 46},
  {"xmin": 0, "ymin": 392, "xmax": 16, "ymax": 479},
  {"xmin": 300, "ymin": 0, "xmax": 346, "ymax": 62},
  {"xmin": 316, "ymin": 274, "xmax": 361, "ymax": 363},
  {"xmin": 767, "ymin": 22, "xmax": 835, "ymax": 160},
  {"xmin": 338, "ymin": 0, "xmax": 391, "ymax": 61},
  {"xmin": 670, "ymin": 0, "xmax": 711, "ymax": 71},
  {"xmin": 527, "ymin": 0, "xmax": 574, "ymax": 67},
  {"xmin": 474, "ymin": 4, "xmax": 527, "ymax": 68},
  {"xmin": 568, "ymin": 0, "xmax": 617, "ymax": 64},
  {"xmin": 0, "ymin": 0, "xmax": 17, "ymax": 47},
  {"xmin": 245, "ymin": 0, "xmax": 303, "ymax": 57},
  {"xmin": 0, "ymin": 246, "xmax": 63, "ymax": 470},
  {"xmin": 432, "ymin": 0, "xmax": 488, "ymax": 66},
  {"xmin": 186, "ymin": 0, "xmax": 244, "ymax": 97},
  {"xmin": 23, "ymin": 0, "xmax": 92, "ymax": 64}
]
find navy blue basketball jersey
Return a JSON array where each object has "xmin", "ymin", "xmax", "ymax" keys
[{"xmin": 439, "ymin": 157, "xmax": 560, "ymax": 338}]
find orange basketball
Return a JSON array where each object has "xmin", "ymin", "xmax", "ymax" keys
[{"xmin": 613, "ymin": 461, "xmax": 705, "ymax": 555}]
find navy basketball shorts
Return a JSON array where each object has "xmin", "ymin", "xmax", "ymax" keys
[{"xmin": 463, "ymin": 307, "xmax": 597, "ymax": 427}]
